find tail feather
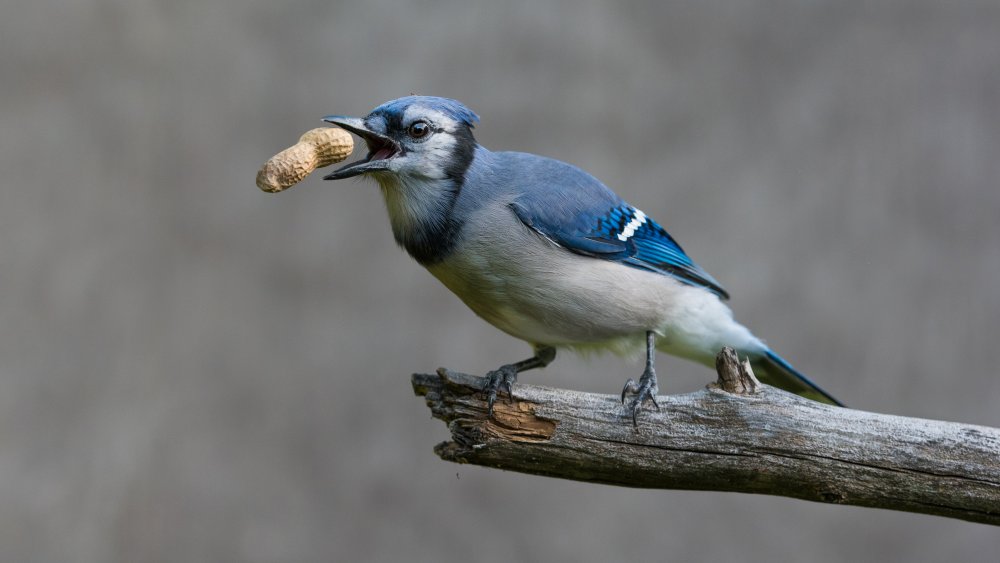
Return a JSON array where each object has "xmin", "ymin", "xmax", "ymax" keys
[{"xmin": 748, "ymin": 349, "xmax": 844, "ymax": 407}]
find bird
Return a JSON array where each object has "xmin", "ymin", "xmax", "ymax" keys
[{"xmin": 322, "ymin": 95, "xmax": 842, "ymax": 425}]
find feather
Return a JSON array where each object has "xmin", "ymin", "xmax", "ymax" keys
[{"xmin": 503, "ymin": 153, "xmax": 728, "ymax": 299}]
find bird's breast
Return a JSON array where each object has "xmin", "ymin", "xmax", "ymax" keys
[{"xmin": 424, "ymin": 212, "xmax": 681, "ymax": 349}]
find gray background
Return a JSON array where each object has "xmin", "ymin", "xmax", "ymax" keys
[{"xmin": 3, "ymin": 1, "xmax": 999, "ymax": 561}]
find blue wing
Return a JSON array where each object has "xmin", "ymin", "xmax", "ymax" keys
[{"xmin": 505, "ymin": 154, "xmax": 729, "ymax": 300}]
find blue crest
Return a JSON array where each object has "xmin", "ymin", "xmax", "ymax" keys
[{"xmin": 369, "ymin": 96, "xmax": 480, "ymax": 128}]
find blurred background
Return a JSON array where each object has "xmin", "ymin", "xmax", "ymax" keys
[{"xmin": 3, "ymin": 1, "xmax": 1000, "ymax": 561}]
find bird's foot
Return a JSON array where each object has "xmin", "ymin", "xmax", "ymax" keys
[
  {"xmin": 482, "ymin": 364, "xmax": 519, "ymax": 416},
  {"xmin": 620, "ymin": 367, "xmax": 660, "ymax": 427}
]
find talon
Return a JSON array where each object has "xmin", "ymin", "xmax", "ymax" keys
[
  {"xmin": 482, "ymin": 370, "xmax": 502, "ymax": 415},
  {"xmin": 479, "ymin": 349, "xmax": 553, "ymax": 418},
  {"xmin": 620, "ymin": 366, "xmax": 659, "ymax": 427},
  {"xmin": 486, "ymin": 390, "xmax": 498, "ymax": 416},
  {"xmin": 620, "ymin": 378, "xmax": 638, "ymax": 404},
  {"xmin": 481, "ymin": 365, "xmax": 518, "ymax": 416}
]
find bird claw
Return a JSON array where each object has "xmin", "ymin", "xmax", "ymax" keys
[
  {"xmin": 620, "ymin": 368, "xmax": 659, "ymax": 427},
  {"xmin": 482, "ymin": 364, "xmax": 518, "ymax": 416},
  {"xmin": 620, "ymin": 378, "xmax": 638, "ymax": 404}
]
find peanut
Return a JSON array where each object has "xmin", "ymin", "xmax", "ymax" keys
[{"xmin": 256, "ymin": 127, "xmax": 354, "ymax": 193}]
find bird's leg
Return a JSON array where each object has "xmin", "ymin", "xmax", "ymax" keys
[
  {"xmin": 483, "ymin": 346, "xmax": 556, "ymax": 415},
  {"xmin": 620, "ymin": 331, "xmax": 660, "ymax": 427}
]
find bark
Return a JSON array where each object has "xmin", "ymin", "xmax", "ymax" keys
[{"xmin": 411, "ymin": 348, "xmax": 1000, "ymax": 525}]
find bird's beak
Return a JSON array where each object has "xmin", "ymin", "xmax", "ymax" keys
[{"xmin": 321, "ymin": 116, "xmax": 402, "ymax": 180}]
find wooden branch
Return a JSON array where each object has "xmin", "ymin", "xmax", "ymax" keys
[{"xmin": 411, "ymin": 348, "xmax": 1000, "ymax": 525}]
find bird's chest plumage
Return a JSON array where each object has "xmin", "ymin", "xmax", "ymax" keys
[
  {"xmin": 424, "ymin": 232, "xmax": 525, "ymax": 334},
  {"xmin": 424, "ymin": 212, "xmax": 671, "ymax": 350}
]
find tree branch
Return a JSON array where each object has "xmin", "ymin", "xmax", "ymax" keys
[{"xmin": 411, "ymin": 348, "xmax": 1000, "ymax": 525}]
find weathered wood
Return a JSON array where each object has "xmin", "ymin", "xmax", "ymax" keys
[{"xmin": 412, "ymin": 349, "xmax": 1000, "ymax": 525}]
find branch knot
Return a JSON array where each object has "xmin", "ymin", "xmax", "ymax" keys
[{"xmin": 713, "ymin": 347, "xmax": 761, "ymax": 395}]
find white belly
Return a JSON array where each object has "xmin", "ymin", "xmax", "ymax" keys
[{"xmin": 426, "ymin": 214, "xmax": 762, "ymax": 362}]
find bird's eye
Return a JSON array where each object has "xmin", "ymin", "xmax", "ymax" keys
[{"xmin": 407, "ymin": 121, "xmax": 430, "ymax": 139}]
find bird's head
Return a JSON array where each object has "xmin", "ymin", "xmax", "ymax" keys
[
  {"xmin": 320, "ymin": 97, "xmax": 482, "ymax": 263},
  {"xmin": 322, "ymin": 96, "xmax": 480, "ymax": 183}
]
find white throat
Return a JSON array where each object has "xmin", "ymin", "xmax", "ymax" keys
[{"xmin": 372, "ymin": 173, "xmax": 454, "ymax": 248}]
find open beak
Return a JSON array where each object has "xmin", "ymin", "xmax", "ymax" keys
[{"xmin": 321, "ymin": 116, "xmax": 401, "ymax": 180}]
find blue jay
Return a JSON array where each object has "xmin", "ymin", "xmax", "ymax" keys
[{"xmin": 323, "ymin": 96, "xmax": 842, "ymax": 424}]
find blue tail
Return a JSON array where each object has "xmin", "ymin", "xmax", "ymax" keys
[{"xmin": 748, "ymin": 349, "xmax": 844, "ymax": 407}]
